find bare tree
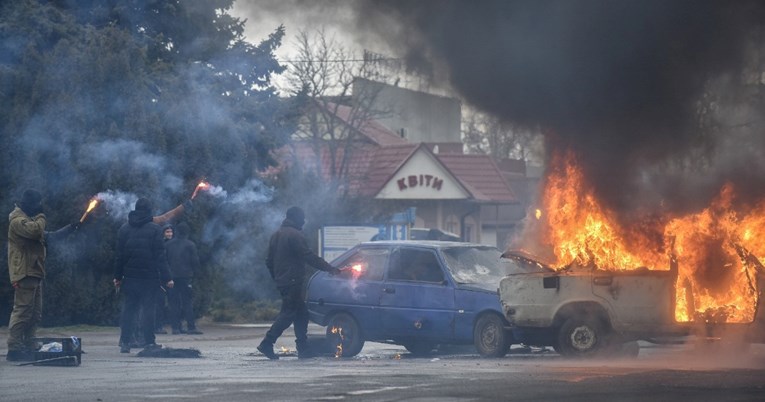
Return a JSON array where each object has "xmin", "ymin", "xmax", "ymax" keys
[
  {"xmin": 462, "ymin": 107, "xmax": 544, "ymax": 165},
  {"xmin": 280, "ymin": 28, "xmax": 398, "ymax": 196}
]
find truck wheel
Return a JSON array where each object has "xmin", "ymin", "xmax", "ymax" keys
[
  {"xmin": 326, "ymin": 312, "xmax": 365, "ymax": 357},
  {"xmin": 403, "ymin": 341, "xmax": 436, "ymax": 356},
  {"xmin": 474, "ymin": 313, "xmax": 512, "ymax": 357},
  {"xmin": 556, "ymin": 316, "xmax": 610, "ymax": 357}
]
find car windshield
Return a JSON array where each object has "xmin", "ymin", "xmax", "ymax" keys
[{"xmin": 441, "ymin": 246, "xmax": 508, "ymax": 285}]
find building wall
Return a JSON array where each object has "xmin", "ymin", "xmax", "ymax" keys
[{"xmin": 353, "ymin": 78, "xmax": 461, "ymax": 143}]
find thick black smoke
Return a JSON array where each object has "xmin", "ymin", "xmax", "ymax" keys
[{"xmin": 352, "ymin": 0, "xmax": 765, "ymax": 218}]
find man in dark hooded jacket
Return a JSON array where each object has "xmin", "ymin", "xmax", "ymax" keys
[
  {"xmin": 257, "ymin": 206, "xmax": 340, "ymax": 360},
  {"xmin": 6, "ymin": 189, "xmax": 78, "ymax": 361},
  {"xmin": 166, "ymin": 222, "xmax": 202, "ymax": 335},
  {"xmin": 113, "ymin": 198, "xmax": 174, "ymax": 353}
]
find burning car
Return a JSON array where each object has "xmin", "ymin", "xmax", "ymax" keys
[
  {"xmin": 499, "ymin": 249, "xmax": 765, "ymax": 358},
  {"xmin": 305, "ymin": 241, "xmax": 516, "ymax": 357}
]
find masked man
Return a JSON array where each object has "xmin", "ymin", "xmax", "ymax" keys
[
  {"xmin": 257, "ymin": 206, "xmax": 340, "ymax": 360},
  {"xmin": 7, "ymin": 189, "xmax": 77, "ymax": 361}
]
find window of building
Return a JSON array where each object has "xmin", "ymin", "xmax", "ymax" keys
[
  {"xmin": 463, "ymin": 216, "xmax": 477, "ymax": 243},
  {"xmin": 444, "ymin": 214, "xmax": 460, "ymax": 236},
  {"xmin": 464, "ymin": 224, "xmax": 473, "ymax": 242}
]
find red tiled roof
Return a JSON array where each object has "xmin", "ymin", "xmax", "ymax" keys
[
  {"xmin": 359, "ymin": 143, "xmax": 419, "ymax": 197},
  {"xmin": 323, "ymin": 102, "xmax": 408, "ymax": 146},
  {"xmin": 277, "ymin": 102, "xmax": 517, "ymax": 203},
  {"xmin": 435, "ymin": 153, "xmax": 517, "ymax": 203},
  {"xmin": 285, "ymin": 142, "xmax": 378, "ymax": 194},
  {"xmin": 278, "ymin": 142, "xmax": 517, "ymax": 203}
]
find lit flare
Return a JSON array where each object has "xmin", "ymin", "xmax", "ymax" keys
[
  {"xmin": 191, "ymin": 180, "xmax": 211, "ymax": 200},
  {"xmin": 79, "ymin": 198, "xmax": 99, "ymax": 223}
]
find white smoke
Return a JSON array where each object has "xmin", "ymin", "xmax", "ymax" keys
[
  {"xmin": 96, "ymin": 189, "xmax": 138, "ymax": 222},
  {"xmin": 225, "ymin": 179, "xmax": 275, "ymax": 205}
]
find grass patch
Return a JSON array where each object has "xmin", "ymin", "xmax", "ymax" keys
[
  {"xmin": 209, "ymin": 299, "xmax": 280, "ymax": 323},
  {"xmin": 39, "ymin": 324, "xmax": 116, "ymax": 333}
]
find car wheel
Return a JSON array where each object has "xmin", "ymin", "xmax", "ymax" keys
[
  {"xmin": 556, "ymin": 316, "xmax": 611, "ymax": 357},
  {"xmin": 403, "ymin": 341, "xmax": 436, "ymax": 356},
  {"xmin": 325, "ymin": 312, "xmax": 365, "ymax": 357},
  {"xmin": 474, "ymin": 313, "xmax": 512, "ymax": 357}
]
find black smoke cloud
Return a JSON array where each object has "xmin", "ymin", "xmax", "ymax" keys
[{"xmin": 350, "ymin": 0, "xmax": 765, "ymax": 218}]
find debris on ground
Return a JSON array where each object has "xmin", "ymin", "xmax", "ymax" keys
[{"xmin": 136, "ymin": 347, "xmax": 202, "ymax": 358}]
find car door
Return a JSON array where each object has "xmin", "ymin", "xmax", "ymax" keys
[
  {"xmin": 379, "ymin": 246, "xmax": 456, "ymax": 340},
  {"xmin": 307, "ymin": 246, "xmax": 389, "ymax": 335},
  {"xmin": 590, "ymin": 270, "xmax": 677, "ymax": 329}
]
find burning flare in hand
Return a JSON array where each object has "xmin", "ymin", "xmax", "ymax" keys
[
  {"xmin": 340, "ymin": 263, "xmax": 365, "ymax": 279},
  {"xmin": 191, "ymin": 180, "xmax": 211, "ymax": 200},
  {"xmin": 79, "ymin": 198, "xmax": 99, "ymax": 223}
]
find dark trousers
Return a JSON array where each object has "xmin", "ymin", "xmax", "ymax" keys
[
  {"xmin": 169, "ymin": 278, "xmax": 196, "ymax": 330},
  {"xmin": 263, "ymin": 284, "xmax": 308, "ymax": 348},
  {"xmin": 7, "ymin": 276, "xmax": 42, "ymax": 351},
  {"xmin": 154, "ymin": 286, "xmax": 167, "ymax": 330},
  {"xmin": 119, "ymin": 278, "xmax": 158, "ymax": 347}
]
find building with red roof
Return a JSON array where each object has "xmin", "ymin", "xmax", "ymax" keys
[{"xmin": 278, "ymin": 82, "xmax": 535, "ymax": 249}]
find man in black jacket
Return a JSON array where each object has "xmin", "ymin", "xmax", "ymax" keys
[
  {"xmin": 113, "ymin": 198, "xmax": 174, "ymax": 353},
  {"xmin": 257, "ymin": 206, "xmax": 340, "ymax": 360},
  {"xmin": 166, "ymin": 222, "xmax": 202, "ymax": 335}
]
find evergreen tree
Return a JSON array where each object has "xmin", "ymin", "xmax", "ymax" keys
[{"xmin": 0, "ymin": 0, "xmax": 293, "ymax": 326}]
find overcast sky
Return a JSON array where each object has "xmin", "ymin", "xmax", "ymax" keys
[{"xmin": 231, "ymin": 0, "xmax": 377, "ymax": 62}]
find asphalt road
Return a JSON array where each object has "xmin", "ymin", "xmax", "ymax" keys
[{"xmin": 1, "ymin": 323, "xmax": 764, "ymax": 401}]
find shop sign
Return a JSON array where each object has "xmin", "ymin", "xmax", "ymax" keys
[{"xmin": 396, "ymin": 174, "xmax": 443, "ymax": 191}]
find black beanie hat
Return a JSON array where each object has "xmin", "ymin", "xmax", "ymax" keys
[
  {"xmin": 286, "ymin": 206, "xmax": 305, "ymax": 225},
  {"xmin": 20, "ymin": 189, "xmax": 42, "ymax": 206},
  {"xmin": 19, "ymin": 189, "xmax": 43, "ymax": 216},
  {"xmin": 134, "ymin": 198, "xmax": 153, "ymax": 212}
]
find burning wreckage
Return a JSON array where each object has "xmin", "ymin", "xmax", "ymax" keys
[{"xmin": 499, "ymin": 154, "xmax": 765, "ymax": 357}]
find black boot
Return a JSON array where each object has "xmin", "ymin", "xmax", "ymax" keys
[
  {"xmin": 257, "ymin": 341, "xmax": 279, "ymax": 360},
  {"xmin": 296, "ymin": 340, "xmax": 315, "ymax": 359},
  {"xmin": 6, "ymin": 349, "xmax": 35, "ymax": 362}
]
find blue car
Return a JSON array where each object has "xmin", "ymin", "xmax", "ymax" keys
[{"xmin": 305, "ymin": 241, "xmax": 515, "ymax": 357}]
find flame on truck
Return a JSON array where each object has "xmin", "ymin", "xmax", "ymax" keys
[{"xmin": 520, "ymin": 151, "xmax": 763, "ymax": 324}]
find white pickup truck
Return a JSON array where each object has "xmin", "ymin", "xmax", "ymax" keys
[{"xmin": 499, "ymin": 250, "xmax": 765, "ymax": 357}]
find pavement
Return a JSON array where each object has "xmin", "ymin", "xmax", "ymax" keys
[{"xmin": 1, "ymin": 323, "xmax": 765, "ymax": 401}]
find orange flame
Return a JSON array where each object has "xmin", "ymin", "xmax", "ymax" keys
[
  {"xmin": 522, "ymin": 151, "xmax": 763, "ymax": 323},
  {"xmin": 79, "ymin": 198, "xmax": 99, "ymax": 223},
  {"xmin": 330, "ymin": 326, "xmax": 344, "ymax": 358},
  {"xmin": 191, "ymin": 180, "xmax": 211, "ymax": 200},
  {"xmin": 341, "ymin": 264, "xmax": 365, "ymax": 278}
]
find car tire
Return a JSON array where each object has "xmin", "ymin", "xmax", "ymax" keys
[
  {"xmin": 556, "ymin": 316, "xmax": 611, "ymax": 358},
  {"xmin": 403, "ymin": 341, "xmax": 436, "ymax": 356},
  {"xmin": 325, "ymin": 312, "xmax": 365, "ymax": 358},
  {"xmin": 474, "ymin": 313, "xmax": 512, "ymax": 358}
]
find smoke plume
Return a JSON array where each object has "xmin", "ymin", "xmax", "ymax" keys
[{"xmin": 351, "ymin": 0, "xmax": 765, "ymax": 219}]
